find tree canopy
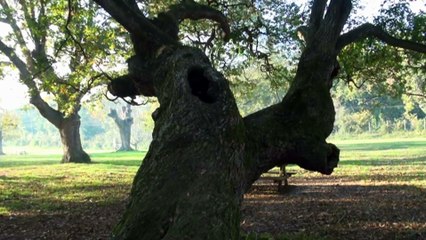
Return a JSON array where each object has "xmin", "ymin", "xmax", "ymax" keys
[{"xmin": 0, "ymin": 0, "xmax": 128, "ymax": 162}]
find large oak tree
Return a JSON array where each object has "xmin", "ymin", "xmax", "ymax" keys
[
  {"xmin": 94, "ymin": 0, "xmax": 425, "ymax": 238},
  {"xmin": 0, "ymin": 0, "xmax": 126, "ymax": 162}
]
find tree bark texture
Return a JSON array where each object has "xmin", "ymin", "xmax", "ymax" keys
[
  {"xmin": 113, "ymin": 43, "xmax": 340, "ymax": 239},
  {"xmin": 0, "ymin": 130, "xmax": 4, "ymax": 155},
  {"xmin": 110, "ymin": 7, "xmax": 343, "ymax": 240},
  {"xmin": 112, "ymin": 47, "xmax": 246, "ymax": 240},
  {"xmin": 59, "ymin": 114, "xmax": 91, "ymax": 163},
  {"xmin": 109, "ymin": 106, "xmax": 134, "ymax": 151}
]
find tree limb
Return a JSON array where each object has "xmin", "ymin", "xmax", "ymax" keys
[
  {"xmin": 337, "ymin": 23, "xmax": 426, "ymax": 53},
  {"xmin": 0, "ymin": 39, "xmax": 62, "ymax": 128},
  {"xmin": 308, "ymin": 0, "xmax": 328, "ymax": 34},
  {"xmin": 0, "ymin": 0, "xmax": 36, "ymax": 70},
  {"xmin": 405, "ymin": 92, "xmax": 426, "ymax": 98},
  {"xmin": 0, "ymin": 39, "xmax": 37, "ymax": 90},
  {"xmin": 318, "ymin": 0, "xmax": 352, "ymax": 44},
  {"xmin": 93, "ymin": 0, "xmax": 177, "ymax": 45},
  {"xmin": 167, "ymin": 0, "xmax": 231, "ymax": 41}
]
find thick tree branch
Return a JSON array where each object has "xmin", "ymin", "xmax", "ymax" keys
[
  {"xmin": 0, "ymin": 39, "xmax": 37, "ymax": 90},
  {"xmin": 308, "ymin": 0, "xmax": 328, "ymax": 33},
  {"xmin": 318, "ymin": 0, "xmax": 352, "ymax": 44},
  {"xmin": 29, "ymin": 95, "xmax": 63, "ymax": 129},
  {"xmin": 337, "ymin": 23, "xmax": 426, "ymax": 53},
  {"xmin": 0, "ymin": 39, "xmax": 63, "ymax": 128},
  {"xmin": 93, "ymin": 0, "xmax": 177, "ymax": 46},
  {"xmin": 167, "ymin": 0, "xmax": 231, "ymax": 41},
  {"xmin": 0, "ymin": 0, "xmax": 36, "ymax": 70},
  {"xmin": 243, "ymin": 101, "xmax": 339, "ymax": 188}
]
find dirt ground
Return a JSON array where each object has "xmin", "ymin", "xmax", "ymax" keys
[
  {"xmin": 1, "ymin": 176, "xmax": 425, "ymax": 240},
  {"xmin": 242, "ymin": 177, "xmax": 426, "ymax": 240}
]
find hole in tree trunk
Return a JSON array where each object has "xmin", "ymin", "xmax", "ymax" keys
[{"xmin": 187, "ymin": 66, "xmax": 217, "ymax": 104}]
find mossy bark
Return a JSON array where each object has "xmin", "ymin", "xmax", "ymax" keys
[
  {"xmin": 59, "ymin": 114, "xmax": 91, "ymax": 163},
  {"xmin": 112, "ymin": 40, "xmax": 342, "ymax": 238},
  {"xmin": 112, "ymin": 47, "xmax": 246, "ymax": 239},
  {"xmin": 112, "ymin": 42, "xmax": 341, "ymax": 238}
]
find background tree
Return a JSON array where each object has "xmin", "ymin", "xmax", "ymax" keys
[
  {"xmin": 0, "ymin": 0, "xmax": 127, "ymax": 162},
  {"xmin": 94, "ymin": 0, "xmax": 426, "ymax": 238},
  {"xmin": 0, "ymin": 108, "xmax": 19, "ymax": 155},
  {"xmin": 108, "ymin": 104, "xmax": 134, "ymax": 151}
]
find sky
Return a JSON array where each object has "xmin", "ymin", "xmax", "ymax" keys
[{"xmin": 0, "ymin": 0, "xmax": 424, "ymax": 110}]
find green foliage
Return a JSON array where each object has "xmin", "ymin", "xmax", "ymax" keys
[
  {"xmin": 0, "ymin": 110, "xmax": 20, "ymax": 141},
  {"xmin": 0, "ymin": 0, "xmax": 130, "ymax": 116},
  {"xmin": 339, "ymin": 0, "xmax": 425, "ymax": 98}
]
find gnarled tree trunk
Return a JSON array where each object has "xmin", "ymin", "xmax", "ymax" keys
[
  {"xmin": 0, "ymin": 129, "xmax": 4, "ymax": 155},
  {"xmin": 59, "ymin": 114, "xmax": 91, "ymax": 163},
  {"xmin": 108, "ymin": 105, "xmax": 134, "ymax": 151},
  {"xmin": 113, "ymin": 46, "xmax": 246, "ymax": 240},
  {"xmin": 112, "ymin": 43, "xmax": 340, "ymax": 239}
]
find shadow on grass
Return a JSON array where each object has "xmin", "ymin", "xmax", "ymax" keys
[
  {"xmin": 0, "ymin": 182, "xmax": 131, "ymax": 212},
  {"xmin": 1, "ymin": 179, "xmax": 425, "ymax": 240},
  {"xmin": 0, "ymin": 196, "xmax": 126, "ymax": 240},
  {"xmin": 341, "ymin": 155, "xmax": 426, "ymax": 166},
  {"xmin": 244, "ymin": 182, "xmax": 426, "ymax": 240}
]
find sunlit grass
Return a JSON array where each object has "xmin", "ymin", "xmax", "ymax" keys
[
  {"xmin": 0, "ymin": 151, "xmax": 144, "ymax": 215},
  {"xmin": 1, "ymin": 138, "xmax": 425, "ymax": 239},
  {"xmin": 285, "ymin": 138, "xmax": 426, "ymax": 188}
]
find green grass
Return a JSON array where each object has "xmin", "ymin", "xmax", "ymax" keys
[
  {"xmin": 284, "ymin": 138, "xmax": 426, "ymax": 188},
  {"xmin": 0, "ymin": 138, "xmax": 425, "ymax": 239},
  {"xmin": 0, "ymin": 151, "xmax": 145, "ymax": 215}
]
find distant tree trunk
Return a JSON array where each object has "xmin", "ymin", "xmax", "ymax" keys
[
  {"xmin": 59, "ymin": 114, "xmax": 91, "ymax": 163},
  {"xmin": 30, "ymin": 95, "xmax": 90, "ymax": 163},
  {"xmin": 0, "ymin": 129, "xmax": 4, "ymax": 155},
  {"xmin": 108, "ymin": 105, "xmax": 134, "ymax": 151}
]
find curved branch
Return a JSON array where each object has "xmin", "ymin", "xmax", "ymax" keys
[
  {"xmin": 0, "ymin": 39, "xmax": 37, "ymax": 90},
  {"xmin": 405, "ymin": 92, "xmax": 426, "ymax": 98},
  {"xmin": 0, "ymin": 0, "xmax": 36, "ymax": 70},
  {"xmin": 0, "ymin": 39, "xmax": 62, "ymax": 128},
  {"xmin": 93, "ymin": 0, "xmax": 177, "ymax": 45},
  {"xmin": 167, "ymin": 0, "xmax": 231, "ymax": 41},
  {"xmin": 337, "ymin": 23, "xmax": 426, "ymax": 53}
]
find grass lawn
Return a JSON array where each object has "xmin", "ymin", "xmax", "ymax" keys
[
  {"xmin": 0, "ymin": 151, "xmax": 144, "ymax": 215},
  {"xmin": 1, "ymin": 138, "xmax": 425, "ymax": 239}
]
